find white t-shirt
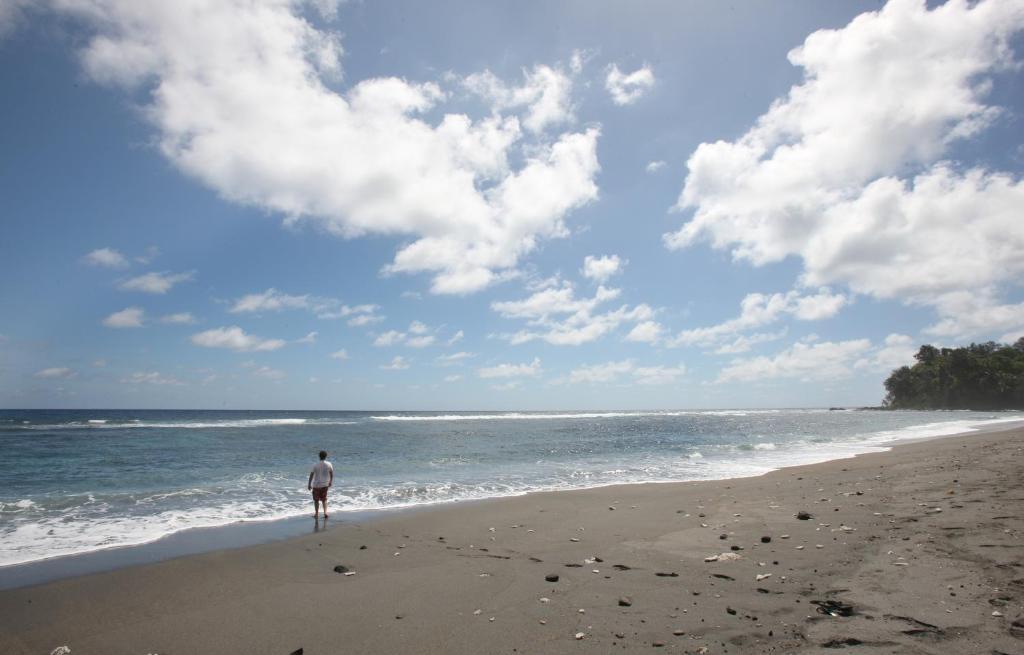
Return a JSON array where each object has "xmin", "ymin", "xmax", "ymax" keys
[{"xmin": 311, "ymin": 460, "xmax": 333, "ymax": 488}]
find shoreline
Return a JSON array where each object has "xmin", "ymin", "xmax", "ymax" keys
[
  {"xmin": 3, "ymin": 417, "xmax": 1022, "ymax": 591},
  {"xmin": 2, "ymin": 425, "xmax": 1023, "ymax": 653}
]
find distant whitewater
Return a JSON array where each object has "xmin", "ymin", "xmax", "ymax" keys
[{"xmin": 0, "ymin": 408, "xmax": 1020, "ymax": 567}]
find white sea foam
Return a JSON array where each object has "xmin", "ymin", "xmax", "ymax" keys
[{"xmin": 369, "ymin": 409, "xmax": 802, "ymax": 421}]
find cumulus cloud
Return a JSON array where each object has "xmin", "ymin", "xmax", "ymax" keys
[
  {"xmin": 83, "ymin": 247, "xmax": 129, "ymax": 268},
  {"xmin": 191, "ymin": 326, "xmax": 286, "ymax": 352},
  {"xmin": 669, "ymin": 288, "xmax": 847, "ymax": 350},
  {"xmin": 605, "ymin": 63, "xmax": 654, "ymax": 105},
  {"xmin": 447, "ymin": 330, "xmax": 464, "ymax": 346},
  {"xmin": 443, "ymin": 374, "xmax": 463, "ymax": 382},
  {"xmin": 103, "ymin": 306, "xmax": 145, "ymax": 328},
  {"xmin": 645, "ymin": 160, "xmax": 666, "ymax": 173},
  {"xmin": 55, "ymin": 1, "xmax": 600, "ymax": 295},
  {"xmin": 160, "ymin": 312, "xmax": 196, "ymax": 325},
  {"xmin": 406, "ymin": 335, "xmax": 436, "ymax": 348},
  {"xmin": 381, "ymin": 356, "xmax": 410, "ymax": 370},
  {"xmin": 373, "ymin": 321, "xmax": 437, "ymax": 347},
  {"xmin": 296, "ymin": 331, "xmax": 318, "ymax": 344},
  {"xmin": 492, "ymin": 283, "xmax": 653, "ymax": 346},
  {"xmin": 625, "ymin": 320, "xmax": 665, "ymax": 344},
  {"xmin": 119, "ymin": 271, "xmax": 193, "ymax": 294},
  {"xmin": 854, "ymin": 333, "xmax": 918, "ymax": 372},
  {"xmin": 230, "ymin": 289, "xmax": 310, "ymax": 313},
  {"xmin": 34, "ymin": 367, "xmax": 76, "ymax": 379},
  {"xmin": 478, "ymin": 357, "xmax": 542, "ymax": 378},
  {"xmin": 568, "ymin": 359, "xmax": 686, "ymax": 385},
  {"xmin": 666, "ymin": 0, "xmax": 1024, "ymax": 340},
  {"xmin": 330, "ymin": 348, "xmax": 349, "ymax": 360},
  {"xmin": 716, "ymin": 338, "xmax": 873, "ymax": 383},
  {"xmin": 462, "ymin": 63, "xmax": 575, "ymax": 133},
  {"xmin": 582, "ymin": 254, "xmax": 623, "ymax": 283}
]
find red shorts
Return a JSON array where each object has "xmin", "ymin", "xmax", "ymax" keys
[{"xmin": 312, "ymin": 486, "xmax": 328, "ymax": 502}]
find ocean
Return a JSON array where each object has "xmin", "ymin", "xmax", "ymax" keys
[{"xmin": 1, "ymin": 408, "xmax": 1020, "ymax": 568}]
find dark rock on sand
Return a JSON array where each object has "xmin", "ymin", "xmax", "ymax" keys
[
  {"xmin": 333, "ymin": 565, "xmax": 349, "ymax": 574},
  {"xmin": 726, "ymin": 607, "xmax": 737, "ymax": 615},
  {"xmin": 545, "ymin": 574, "xmax": 559, "ymax": 582},
  {"xmin": 655, "ymin": 572, "xmax": 678, "ymax": 577},
  {"xmin": 618, "ymin": 596, "xmax": 632, "ymax": 607},
  {"xmin": 613, "ymin": 564, "xmax": 632, "ymax": 571},
  {"xmin": 811, "ymin": 600, "xmax": 856, "ymax": 617},
  {"xmin": 797, "ymin": 511, "xmax": 813, "ymax": 520},
  {"xmin": 761, "ymin": 536, "xmax": 771, "ymax": 543}
]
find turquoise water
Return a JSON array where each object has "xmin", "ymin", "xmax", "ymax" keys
[{"xmin": 1, "ymin": 408, "xmax": 1020, "ymax": 567}]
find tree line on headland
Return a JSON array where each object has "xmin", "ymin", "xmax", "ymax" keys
[{"xmin": 883, "ymin": 338, "xmax": 1024, "ymax": 410}]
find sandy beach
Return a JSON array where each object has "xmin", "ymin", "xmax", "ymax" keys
[{"xmin": 1, "ymin": 426, "xmax": 1022, "ymax": 654}]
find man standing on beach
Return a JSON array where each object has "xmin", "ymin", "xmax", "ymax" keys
[{"xmin": 308, "ymin": 450, "xmax": 333, "ymax": 520}]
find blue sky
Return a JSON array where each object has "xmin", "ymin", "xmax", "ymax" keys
[{"xmin": 1, "ymin": 0, "xmax": 1023, "ymax": 410}]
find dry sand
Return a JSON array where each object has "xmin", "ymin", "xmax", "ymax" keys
[{"xmin": 1, "ymin": 426, "xmax": 1022, "ymax": 654}]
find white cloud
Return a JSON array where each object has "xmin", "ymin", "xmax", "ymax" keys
[
  {"xmin": 569, "ymin": 360, "xmax": 635, "ymax": 384},
  {"xmin": 346, "ymin": 312, "xmax": 385, "ymax": 327},
  {"xmin": 670, "ymin": 288, "xmax": 847, "ymax": 350},
  {"xmin": 437, "ymin": 351, "xmax": 474, "ymax": 365},
  {"xmin": 34, "ymin": 367, "xmax": 76, "ymax": 379},
  {"xmin": 59, "ymin": 1, "xmax": 600, "ymax": 295},
  {"xmin": 492, "ymin": 283, "xmax": 653, "ymax": 346},
  {"xmin": 625, "ymin": 321, "xmax": 665, "ymax": 344},
  {"xmin": 119, "ymin": 271, "xmax": 193, "ymax": 294},
  {"xmin": 567, "ymin": 359, "xmax": 686, "ymax": 385},
  {"xmin": 160, "ymin": 312, "xmax": 196, "ymax": 325},
  {"xmin": 645, "ymin": 160, "xmax": 666, "ymax": 173},
  {"xmin": 462, "ymin": 63, "xmax": 575, "ymax": 133},
  {"xmin": 296, "ymin": 331, "xmax": 318, "ymax": 344},
  {"xmin": 230, "ymin": 289, "xmax": 384, "ymax": 327},
  {"xmin": 605, "ymin": 63, "xmax": 654, "ymax": 105},
  {"xmin": 123, "ymin": 371, "xmax": 184, "ymax": 385},
  {"xmin": 406, "ymin": 335, "xmax": 436, "ymax": 348},
  {"xmin": 191, "ymin": 326, "xmax": 286, "ymax": 352},
  {"xmin": 103, "ymin": 306, "xmax": 145, "ymax": 328},
  {"xmin": 717, "ymin": 338, "xmax": 873, "ymax": 383},
  {"xmin": 478, "ymin": 357, "xmax": 542, "ymax": 379},
  {"xmin": 447, "ymin": 330, "xmax": 464, "ymax": 346},
  {"xmin": 921, "ymin": 290, "xmax": 1024, "ymax": 341},
  {"xmin": 582, "ymin": 254, "xmax": 623, "ymax": 283},
  {"xmin": 666, "ymin": 0, "xmax": 1024, "ymax": 340},
  {"xmin": 330, "ymin": 349, "xmax": 349, "ymax": 360},
  {"xmin": 712, "ymin": 329, "xmax": 788, "ymax": 355},
  {"xmin": 381, "ymin": 356, "xmax": 410, "ymax": 370},
  {"xmin": 854, "ymin": 333, "xmax": 918, "ymax": 372},
  {"xmin": 374, "ymin": 330, "xmax": 405, "ymax": 347},
  {"xmin": 443, "ymin": 374, "xmax": 463, "ymax": 382},
  {"xmin": 230, "ymin": 288, "xmax": 310, "ymax": 313},
  {"xmin": 83, "ymin": 247, "xmax": 128, "ymax": 268},
  {"xmin": 408, "ymin": 320, "xmax": 429, "ymax": 335},
  {"xmin": 92, "ymin": 359, "xmax": 107, "ymax": 367}
]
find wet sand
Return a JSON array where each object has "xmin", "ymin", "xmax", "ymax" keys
[{"xmin": 1, "ymin": 426, "xmax": 1022, "ymax": 654}]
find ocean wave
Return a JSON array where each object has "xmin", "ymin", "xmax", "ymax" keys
[
  {"xmin": 5, "ymin": 418, "xmax": 362, "ymax": 430},
  {"xmin": 369, "ymin": 409, "xmax": 802, "ymax": 421}
]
